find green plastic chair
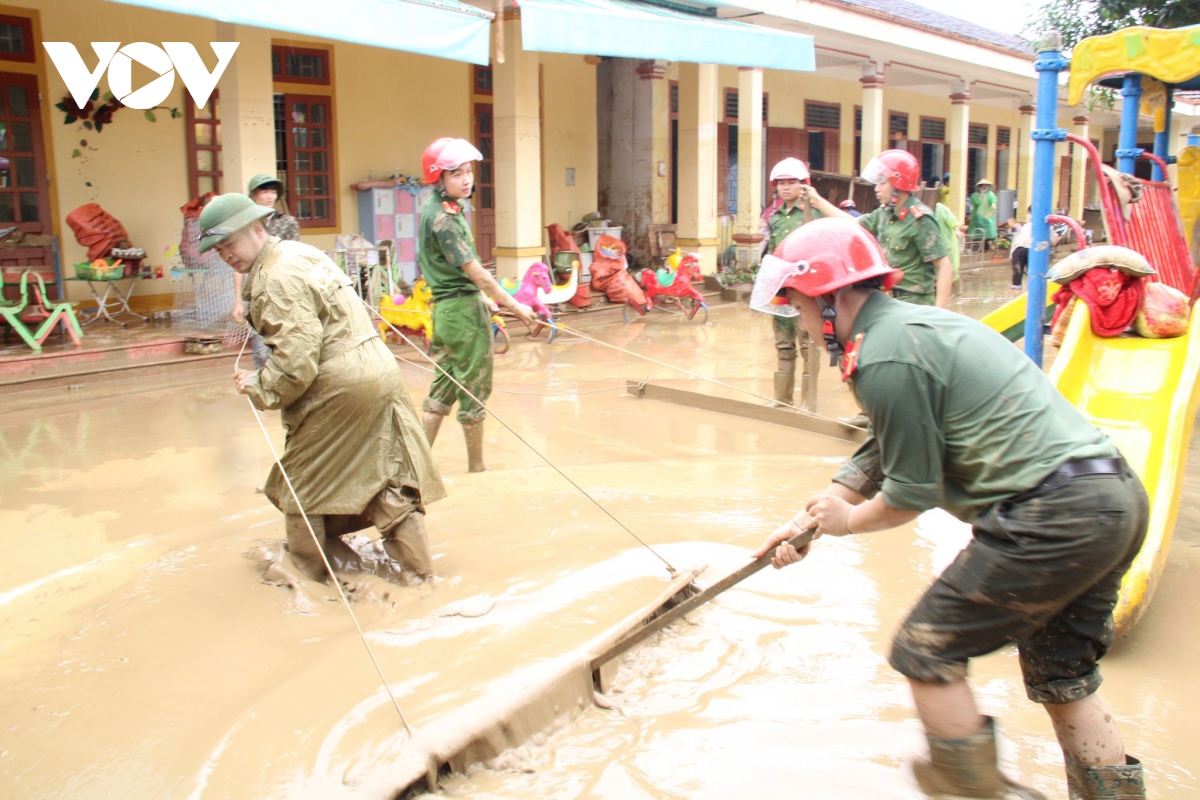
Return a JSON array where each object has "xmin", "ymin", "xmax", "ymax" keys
[{"xmin": 1, "ymin": 270, "xmax": 83, "ymax": 351}]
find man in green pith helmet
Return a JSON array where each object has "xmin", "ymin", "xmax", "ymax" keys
[
  {"xmin": 758, "ymin": 157, "xmax": 822, "ymax": 410},
  {"xmin": 231, "ymin": 174, "xmax": 300, "ymax": 368},
  {"xmin": 201, "ymin": 192, "xmax": 445, "ymax": 587},
  {"xmin": 417, "ymin": 137, "xmax": 538, "ymax": 473}
]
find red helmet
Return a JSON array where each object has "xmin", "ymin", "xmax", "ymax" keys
[
  {"xmin": 861, "ymin": 149, "xmax": 920, "ymax": 192},
  {"xmin": 422, "ymin": 137, "xmax": 483, "ymax": 185},
  {"xmin": 838, "ymin": 199, "xmax": 856, "ymax": 209},
  {"xmin": 776, "ymin": 217, "xmax": 903, "ymax": 297}
]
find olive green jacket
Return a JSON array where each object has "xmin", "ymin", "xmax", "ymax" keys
[{"xmin": 243, "ymin": 237, "xmax": 445, "ymax": 515}]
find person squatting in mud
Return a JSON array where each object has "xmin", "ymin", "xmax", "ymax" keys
[
  {"xmin": 201, "ymin": 192, "xmax": 446, "ymax": 587},
  {"xmin": 751, "ymin": 218, "xmax": 1148, "ymax": 800},
  {"xmin": 416, "ymin": 137, "xmax": 539, "ymax": 472}
]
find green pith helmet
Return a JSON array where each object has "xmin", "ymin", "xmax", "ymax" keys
[
  {"xmin": 247, "ymin": 173, "xmax": 283, "ymax": 195},
  {"xmin": 197, "ymin": 193, "xmax": 274, "ymax": 253}
]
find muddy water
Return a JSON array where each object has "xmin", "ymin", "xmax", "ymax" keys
[{"xmin": 1, "ymin": 292, "xmax": 1196, "ymax": 798}]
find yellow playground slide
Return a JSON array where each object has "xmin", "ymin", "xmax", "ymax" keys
[
  {"xmin": 1047, "ymin": 302, "xmax": 1200, "ymax": 637},
  {"xmin": 979, "ymin": 285, "xmax": 1059, "ymax": 342}
]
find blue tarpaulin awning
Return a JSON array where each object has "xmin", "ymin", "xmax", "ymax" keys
[
  {"xmin": 518, "ymin": 0, "xmax": 815, "ymax": 72},
  {"xmin": 104, "ymin": 0, "xmax": 494, "ymax": 66}
]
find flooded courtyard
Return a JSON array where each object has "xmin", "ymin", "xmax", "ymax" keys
[{"xmin": 2, "ymin": 270, "xmax": 1197, "ymax": 798}]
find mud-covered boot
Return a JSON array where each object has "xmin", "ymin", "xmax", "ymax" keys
[
  {"xmin": 767, "ymin": 371, "xmax": 795, "ymax": 408},
  {"xmin": 422, "ymin": 411, "xmax": 445, "ymax": 446},
  {"xmin": 285, "ymin": 513, "xmax": 330, "ymax": 583},
  {"xmin": 463, "ymin": 421, "xmax": 486, "ymax": 473},
  {"xmin": 913, "ymin": 717, "xmax": 1046, "ymax": 799},
  {"xmin": 1065, "ymin": 755, "xmax": 1144, "ymax": 800},
  {"xmin": 382, "ymin": 511, "xmax": 435, "ymax": 582}
]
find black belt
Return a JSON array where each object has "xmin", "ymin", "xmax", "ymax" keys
[
  {"xmin": 1009, "ymin": 457, "xmax": 1124, "ymax": 504},
  {"xmin": 436, "ymin": 289, "xmax": 480, "ymax": 301},
  {"xmin": 891, "ymin": 287, "xmax": 927, "ymax": 298}
]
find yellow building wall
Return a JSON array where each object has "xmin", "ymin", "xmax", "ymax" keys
[
  {"xmin": 20, "ymin": 0, "xmax": 216, "ymax": 302},
  {"xmin": 539, "ymin": 53, "xmax": 597, "ymax": 239}
]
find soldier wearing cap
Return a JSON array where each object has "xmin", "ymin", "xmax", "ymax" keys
[
  {"xmin": 750, "ymin": 217, "xmax": 1148, "ymax": 800},
  {"xmin": 232, "ymin": 174, "xmax": 300, "ymax": 367},
  {"xmin": 201, "ymin": 193, "xmax": 445, "ymax": 587},
  {"xmin": 760, "ymin": 157, "xmax": 822, "ymax": 410}
]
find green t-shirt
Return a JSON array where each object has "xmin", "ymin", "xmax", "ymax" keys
[
  {"xmin": 418, "ymin": 190, "xmax": 479, "ymax": 301},
  {"xmin": 858, "ymin": 195, "xmax": 948, "ymax": 300},
  {"xmin": 832, "ymin": 292, "xmax": 1115, "ymax": 522},
  {"xmin": 766, "ymin": 202, "xmax": 822, "ymax": 256}
]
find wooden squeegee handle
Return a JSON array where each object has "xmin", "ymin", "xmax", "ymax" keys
[{"xmin": 590, "ymin": 528, "xmax": 817, "ymax": 672}]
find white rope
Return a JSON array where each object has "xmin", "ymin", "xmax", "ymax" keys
[
  {"xmin": 365, "ymin": 301, "xmax": 680, "ymax": 577},
  {"xmin": 234, "ymin": 336, "xmax": 415, "ymax": 738}
]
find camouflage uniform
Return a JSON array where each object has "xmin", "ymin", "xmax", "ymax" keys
[
  {"xmin": 264, "ymin": 210, "xmax": 301, "ymax": 242},
  {"xmin": 858, "ymin": 195, "xmax": 949, "ymax": 305},
  {"xmin": 765, "ymin": 202, "xmax": 822, "ymax": 410},
  {"xmin": 419, "ymin": 191, "xmax": 492, "ymax": 425}
]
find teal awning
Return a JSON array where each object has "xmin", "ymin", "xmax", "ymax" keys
[
  {"xmin": 519, "ymin": 0, "xmax": 815, "ymax": 71},
  {"xmin": 105, "ymin": 0, "xmax": 494, "ymax": 66}
]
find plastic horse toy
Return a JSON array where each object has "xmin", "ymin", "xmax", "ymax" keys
[
  {"xmin": 378, "ymin": 277, "xmax": 433, "ymax": 342},
  {"xmin": 500, "ymin": 262, "xmax": 555, "ymax": 340},
  {"xmin": 633, "ymin": 253, "xmax": 708, "ymax": 321}
]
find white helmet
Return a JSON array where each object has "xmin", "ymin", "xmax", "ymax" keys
[{"xmin": 770, "ymin": 157, "xmax": 810, "ymax": 183}]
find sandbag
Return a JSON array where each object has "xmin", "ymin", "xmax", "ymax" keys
[
  {"xmin": 1135, "ymin": 282, "xmax": 1190, "ymax": 338},
  {"xmin": 66, "ymin": 203, "xmax": 131, "ymax": 261},
  {"xmin": 1048, "ymin": 245, "xmax": 1154, "ymax": 284},
  {"xmin": 589, "ymin": 235, "xmax": 647, "ymax": 307}
]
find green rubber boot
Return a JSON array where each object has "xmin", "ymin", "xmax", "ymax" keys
[
  {"xmin": 912, "ymin": 717, "xmax": 1046, "ymax": 799},
  {"xmin": 1065, "ymin": 755, "xmax": 1144, "ymax": 800}
]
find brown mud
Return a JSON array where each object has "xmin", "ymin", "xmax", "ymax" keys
[{"xmin": 1, "ymin": 265, "xmax": 1196, "ymax": 798}]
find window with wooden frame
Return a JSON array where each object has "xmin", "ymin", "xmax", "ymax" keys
[
  {"xmin": 804, "ymin": 101, "xmax": 840, "ymax": 173},
  {"xmin": 889, "ymin": 112, "xmax": 909, "ymax": 139},
  {"xmin": 918, "ymin": 116, "xmax": 947, "ymax": 184},
  {"xmin": 968, "ymin": 123, "xmax": 989, "ymax": 145},
  {"xmin": 0, "ymin": 14, "xmax": 33, "ymax": 63},
  {"xmin": 854, "ymin": 106, "xmax": 862, "ymax": 173},
  {"xmin": 275, "ymin": 93, "xmax": 335, "ymax": 227},
  {"xmin": 185, "ymin": 91, "xmax": 221, "ymax": 198},
  {"xmin": 473, "ymin": 65, "xmax": 493, "ymax": 96},
  {"xmin": 723, "ymin": 89, "xmax": 768, "ymax": 124},
  {"xmin": 994, "ymin": 126, "xmax": 1012, "ymax": 191},
  {"xmin": 272, "ymin": 44, "xmax": 330, "ymax": 85}
]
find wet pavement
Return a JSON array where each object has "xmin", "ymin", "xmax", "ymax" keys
[{"xmin": 1, "ymin": 264, "xmax": 1196, "ymax": 798}]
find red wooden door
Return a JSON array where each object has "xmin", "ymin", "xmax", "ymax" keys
[
  {"xmin": 473, "ymin": 102, "xmax": 495, "ymax": 263},
  {"xmin": 0, "ymin": 71, "xmax": 51, "ymax": 298}
]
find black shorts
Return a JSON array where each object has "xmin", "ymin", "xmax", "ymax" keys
[
  {"xmin": 1011, "ymin": 246, "xmax": 1029, "ymax": 269},
  {"xmin": 888, "ymin": 464, "xmax": 1148, "ymax": 704}
]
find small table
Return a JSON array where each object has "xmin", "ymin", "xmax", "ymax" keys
[{"xmin": 67, "ymin": 273, "xmax": 147, "ymax": 327}]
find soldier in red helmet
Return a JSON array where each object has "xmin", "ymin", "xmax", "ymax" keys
[
  {"xmin": 417, "ymin": 137, "xmax": 538, "ymax": 473},
  {"xmin": 805, "ymin": 149, "xmax": 953, "ymax": 309},
  {"xmin": 750, "ymin": 218, "xmax": 1148, "ymax": 800}
]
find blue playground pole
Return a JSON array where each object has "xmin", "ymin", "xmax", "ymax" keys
[
  {"xmin": 1026, "ymin": 33, "xmax": 1069, "ymax": 367},
  {"xmin": 1152, "ymin": 87, "xmax": 1173, "ymax": 182},
  {"xmin": 1116, "ymin": 74, "xmax": 1143, "ymax": 176}
]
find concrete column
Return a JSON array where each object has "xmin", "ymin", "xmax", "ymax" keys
[
  {"xmin": 948, "ymin": 86, "xmax": 971, "ymax": 221},
  {"xmin": 638, "ymin": 59, "xmax": 672, "ymax": 253},
  {"xmin": 1070, "ymin": 114, "xmax": 1090, "ymax": 220},
  {"xmin": 214, "ymin": 23, "xmax": 275, "ymax": 196},
  {"xmin": 492, "ymin": 17, "xmax": 543, "ymax": 280},
  {"xmin": 732, "ymin": 66, "xmax": 764, "ymax": 269},
  {"xmin": 1017, "ymin": 99, "xmax": 1034, "ymax": 218},
  {"xmin": 859, "ymin": 66, "xmax": 885, "ymax": 172},
  {"xmin": 676, "ymin": 62, "xmax": 719, "ymax": 275}
]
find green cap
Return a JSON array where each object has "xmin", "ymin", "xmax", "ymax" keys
[
  {"xmin": 247, "ymin": 173, "xmax": 283, "ymax": 195},
  {"xmin": 197, "ymin": 193, "xmax": 274, "ymax": 253}
]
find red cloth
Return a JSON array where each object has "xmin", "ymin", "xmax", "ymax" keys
[
  {"xmin": 589, "ymin": 235, "xmax": 647, "ymax": 307},
  {"xmin": 65, "ymin": 203, "xmax": 131, "ymax": 260},
  {"xmin": 1051, "ymin": 267, "xmax": 1145, "ymax": 337}
]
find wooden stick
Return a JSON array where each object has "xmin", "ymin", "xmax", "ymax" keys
[{"xmin": 590, "ymin": 528, "xmax": 815, "ymax": 673}]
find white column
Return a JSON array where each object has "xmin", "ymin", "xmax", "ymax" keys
[
  {"xmin": 676, "ymin": 63, "xmax": 719, "ymax": 275},
  {"xmin": 733, "ymin": 66, "xmax": 764, "ymax": 269},
  {"xmin": 860, "ymin": 66, "xmax": 885, "ymax": 172},
  {"xmin": 1016, "ymin": 98, "xmax": 1035, "ymax": 219},
  {"xmin": 948, "ymin": 86, "xmax": 971, "ymax": 221},
  {"xmin": 1070, "ymin": 114, "xmax": 1090, "ymax": 220},
  {"xmin": 493, "ymin": 17, "xmax": 543, "ymax": 280},
  {"xmin": 214, "ymin": 23, "xmax": 275, "ymax": 196}
]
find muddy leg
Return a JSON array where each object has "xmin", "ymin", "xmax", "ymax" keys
[
  {"xmin": 369, "ymin": 483, "xmax": 434, "ymax": 584},
  {"xmin": 285, "ymin": 513, "xmax": 331, "ymax": 583}
]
